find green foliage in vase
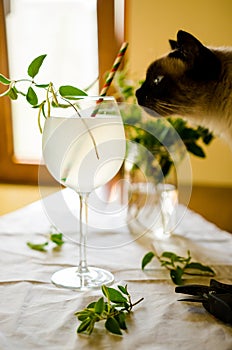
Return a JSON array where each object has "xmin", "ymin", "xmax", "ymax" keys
[
  {"xmin": 114, "ymin": 69, "xmax": 214, "ymax": 181},
  {"xmin": 0, "ymin": 54, "xmax": 88, "ymax": 132},
  {"xmin": 141, "ymin": 250, "xmax": 215, "ymax": 285},
  {"xmin": 75, "ymin": 284, "xmax": 143, "ymax": 336}
]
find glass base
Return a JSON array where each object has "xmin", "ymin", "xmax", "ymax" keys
[{"xmin": 51, "ymin": 266, "xmax": 114, "ymax": 291}]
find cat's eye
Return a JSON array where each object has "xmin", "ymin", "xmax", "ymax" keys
[{"xmin": 153, "ymin": 75, "xmax": 164, "ymax": 85}]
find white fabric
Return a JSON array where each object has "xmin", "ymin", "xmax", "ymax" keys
[{"xmin": 0, "ymin": 188, "xmax": 231, "ymax": 350}]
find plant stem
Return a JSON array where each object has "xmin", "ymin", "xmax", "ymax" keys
[
  {"xmin": 61, "ymin": 97, "xmax": 100, "ymax": 159},
  {"xmin": 130, "ymin": 297, "xmax": 144, "ymax": 309},
  {"xmin": 46, "ymin": 83, "xmax": 51, "ymax": 117}
]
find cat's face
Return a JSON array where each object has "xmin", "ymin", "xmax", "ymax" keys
[{"xmin": 136, "ymin": 30, "xmax": 221, "ymax": 118}]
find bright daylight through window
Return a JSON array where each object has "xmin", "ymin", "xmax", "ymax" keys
[{"xmin": 5, "ymin": 0, "xmax": 98, "ymax": 162}]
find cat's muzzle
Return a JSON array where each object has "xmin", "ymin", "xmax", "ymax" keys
[
  {"xmin": 135, "ymin": 86, "xmax": 147, "ymax": 106},
  {"xmin": 136, "ymin": 87, "xmax": 160, "ymax": 118}
]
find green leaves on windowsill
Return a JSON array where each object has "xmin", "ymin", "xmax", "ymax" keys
[
  {"xmin": 27, "ymin": 232, "xmax": 65, "ymax": 252},
  {"xmin": 75, "ymin": 284, "xmax": 144, "ymax": 336},
  {"xmin": 142, "ymin": 250, "xmax": 215, "ymax": 285}
]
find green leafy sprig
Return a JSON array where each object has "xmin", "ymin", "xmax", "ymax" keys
[
  {"xmin": 75, "ymin": 284, "xmax": 144, "ymax": 336},
  {"xmin": 27, "ymin": 232, "xmax": 65, "ymax": 252},
  {"xmin": 0, "ymin": 54, "xmax": 87, "ymax": 132},
  {"xmin": 142, "ymin": 250, "xmax": 215, "ymax": 285}
]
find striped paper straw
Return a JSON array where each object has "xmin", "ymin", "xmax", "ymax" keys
[
  {"xmin": 91, "ymin": 42, "xmax": 128, "ymax": 117},
  {"xmin": 99, "ymin": 42, "xmax": 129, "ymax": 97}
]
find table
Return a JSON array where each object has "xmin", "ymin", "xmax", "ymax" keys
[{"xmin": 0, "ymin": 188, "xmax": 231, "ymax": 350}]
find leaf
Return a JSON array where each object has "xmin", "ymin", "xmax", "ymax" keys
[
  {"xmin": 51, "ymin": 101, "xmax": 70, "ymax": 108},
  {"xmin": 59, "ymin": 85, "xmax": 87, "ymax": 99},
  {"xmin": 117, "ymin": 285, "xmax": 129, "ymax": 296},
  {"xmin": 86, "ymin": 301, "xmax": 96, "ymax": 309},
  {"xmin": 160, "ymin": 252, "xmax": 178, "ymax": 266},
  {"xmin": 27, "ymin": 54, "xmax": 47, "ymax": 78},
  {"xmin": 186, "ymin": 142, "xmax": 205, "ymax": 158},
  {"xmin": 94, "ymin": 297, "xmax": 104, "ymax": 314},
  {"xmin": 86, "ymin": 320, "xmax": 95, "ymax": 335},
  {"xmin": 102, "ymin": 286, "xmax": 127, "ymax": 303},
  {"xmin": 161, "ymin": 159, "xmax": 172, "ymax": 178},
  {"xmin": 105, "ymin": 317, "xmax": 122, "ymax": 335},
  {"xmin": 26, "ymin": 87, "xmax": 38, "ymax": 106},
  {"xmin": 101, "ymin": 285, "xmax": 109, "ymax": 300},
  {"xmin": 161, "ymin": 251, "xmax": 191, "ymax": 265},
  {"xmin": 8, "ymin": 87, "xmax": 18, "ymax": 100},
  {"xmin": 75, "ymin": 310, "xmax": 91, "ymax": 321},
  {"xmin": 27, "ymin": 241, "xmax": 48, "ymax": 252},
  {"xmin": 50, "ymin": 233, "xmax": 65, "ymax": 246},
  {"xmin": 35, "ymin": 83, "xmax": 50, "ymax": 88},
  {"xmin": 114, "ymin": 312, "xmax": 127, "ymax": 330},
  {"xmin": 141, "ymin": 251, "xmax": 155, "ymax": 269},
  {"xmin": 161, "ymin": 251, "xmax": 177, "ymax": 260},
  {"xmin": 170, "ymin": 266, "xmax": 184, "ymax": 285},
  {"xmin": 185, "ymin": 262, "xmax": 215, "ymax": 275},
  {"xmin": 0, "ymin": 73, "xmax": 11, "ymax": 85},
  {"xmin": 202, "ymin": 132, "xmax": 214, "ymax": 145},
  {"xmin": 181, "ymin": 128, "xmax": 200, "ymax": 140},
  {"xmin": 77, "ymin": 318, "xmax": 91, "ymax": 333}
]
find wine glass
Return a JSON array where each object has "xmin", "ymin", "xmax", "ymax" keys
[{"xmin": 42, "ymin": 96, "xmax": 126, "ymax": 290}]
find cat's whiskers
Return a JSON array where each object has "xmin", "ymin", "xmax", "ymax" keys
[
  {"xmin": 155, "ymin": 100, "xmax": 192, "ymax": 115},
  {"xmin": 154, "ymin": 100, "xmax": 180, "ymax": 114},
  {"xmin": 156, "ymin": 100, "xmax": 186, "ymax": 109}
]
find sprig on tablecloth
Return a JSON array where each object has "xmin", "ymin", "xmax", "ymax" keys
[
  {"xmin": 75, "ymin": 284, "xmax": 143, "ymax": 336},
  {"xmin": 142, "ymin": 250, "xmax": 215, "ymax": 285},
  {"xmin": 27, "ymin": 232, "xmax": 64, "ymax": 252}
]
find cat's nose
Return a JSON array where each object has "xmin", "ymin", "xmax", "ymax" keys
[
  {"xmin": 135, "ymin": 87, "xmax": 141, "ymax": 99},
  {"xmin": 136, "ymin": 87, "xmax": 147, "ymax": 105}
]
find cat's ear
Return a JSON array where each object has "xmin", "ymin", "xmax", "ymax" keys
[
  {"xmin": 168, "ymin": 30, "xmax": 202, "ymax": 61},
  {"xmin": 169, "ymin": 39, "xmax": 178, "ymax": 50},
  {"xmin": 176, "ymin": 30, "xmax": 203, "ymax": 54},
  {"xmin": 172, "ymin": 30, "xmax": 221, "ymax": 80}
]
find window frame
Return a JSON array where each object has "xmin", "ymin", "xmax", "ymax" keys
[{"xmin": 0, "ymin": 0, "xmax": 125, "ymax": 184}]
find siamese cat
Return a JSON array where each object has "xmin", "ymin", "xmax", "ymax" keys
[{"xmin": 136, "ymin": 30, "xmax": 232, "ymax": 145}]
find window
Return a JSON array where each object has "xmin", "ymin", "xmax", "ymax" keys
[
  {"xmin": 0, "ymin": 0, "xmax": 125, "ymax": 184},
  {"xmin": 6, "ymin": 0, "xmax": 99, "ymax": 162}
]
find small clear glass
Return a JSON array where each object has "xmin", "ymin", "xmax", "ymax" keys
[{"xmin": 158, "ymin": 183, "xmax": 178, "ymax": 237}]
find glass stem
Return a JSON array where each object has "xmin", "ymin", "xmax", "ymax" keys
[{"xmin": 78, "ymin": 192, "xmax": 90, "ymax": 274}]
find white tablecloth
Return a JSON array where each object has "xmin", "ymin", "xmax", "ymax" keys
[{"xmin": 0, "ymin": 189, "xmax": 231, "ymax": 350}]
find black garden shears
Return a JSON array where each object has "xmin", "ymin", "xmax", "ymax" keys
[{"xmin": 175, "ymin": 279, "xmax": 232, "ymax": 324}]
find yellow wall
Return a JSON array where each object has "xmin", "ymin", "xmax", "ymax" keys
[{"xmin": 125, "ymin": 0, "xmax": 232, "ymax": 186}]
